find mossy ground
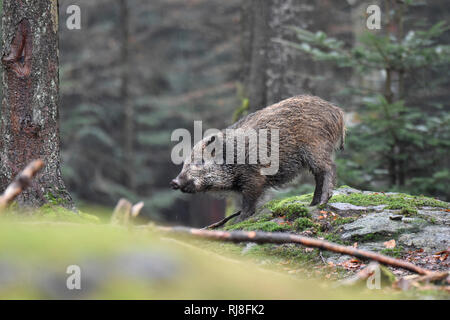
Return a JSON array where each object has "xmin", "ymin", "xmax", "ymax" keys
[
  {"xmin": 223, "ymin": 186, "xmax": 449, "ymax": 249},
  {"xmin": 224, "ymin": 214, "xmax": 292, "ymax": 232},
  {"xmin": 3, "ymin": 203, "xmax": 100, "ymax": 224},
  {"xmin": 0, "ymin": 186, "xmax": 447, "ymax": 299},
  {"xmin": 329, "ymin": 190, "xmax": 448, "ymax": 210},
  {"xmin": 219, "ymin": 186, "xmax": 448, "ymax": 291},
  {"xmin": 0, "ymin": 222, "xmax": 384, "ymax": 299}
]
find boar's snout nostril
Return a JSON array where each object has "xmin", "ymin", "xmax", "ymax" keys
[{"xmin": 170, "ymin": 179, "xmax": 180, "ymax": 190}]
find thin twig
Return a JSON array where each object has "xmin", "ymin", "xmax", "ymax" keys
[
  {"xmin": 0, "ymin": 159, "xmax": 44, "ymax": 213},
  {"xmin": 155, "ymin": 226, "xmax": 434, "ymax": 275},
  {"xmin": 201, "ymin": 211, "xmax": 241, "ymax": 230}
]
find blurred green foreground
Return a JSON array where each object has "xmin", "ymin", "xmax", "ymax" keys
[{"xmin": 0, "ymin": 221, "xmax": 389, "ymax": 300}]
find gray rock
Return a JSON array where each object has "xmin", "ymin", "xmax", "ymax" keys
[
  {"xmin": 327, "ymin": 203, "xmax": 369, "ymax": 216},
  {"xmin": 368, "ymin": 205, "xmax": 388, "ymax": 212},
  {"xmin": 332, "ymin": 187, "xmax": 362, "ymax": 196},
  {"xmin": 417, "ymin": 209, "xmax": 450, "ymax": 226},
  {"xmin": 398, "ymin": 225, "xmax": 450, "ymax": 252},
  {"xmin": 340, "ymin": 211, "xmax": 420, "ymax": 241}
]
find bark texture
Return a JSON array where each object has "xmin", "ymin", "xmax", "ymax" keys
[{"xmin": 0, "ymin": 0, "xmax": 73, "ymax": 207}]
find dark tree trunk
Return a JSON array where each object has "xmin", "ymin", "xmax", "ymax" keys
[
  {"xmin": 242, "ymin": 0, "xmax": 269, "ymax": 112},
  {"xmin": 0, "ymin": 0, "xmax": 73, "ymax": 208},
  {"xmin": 119, "ymin": 0, "xmax": 135, "ymax": 191}
]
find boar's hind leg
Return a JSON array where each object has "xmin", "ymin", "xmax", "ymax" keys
[
  {"xmin": 310, "ymin": 172, "xmax": 325, "ymax": 206},
  {"xmin": 311, "ymin": 163, "xmax": 336, "ymax": 206}
]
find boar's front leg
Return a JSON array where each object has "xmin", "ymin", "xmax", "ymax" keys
[{"xmin": 235, "ymin": 191, "xmax": 260, "ymax": 222}]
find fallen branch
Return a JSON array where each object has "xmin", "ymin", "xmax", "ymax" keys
[
  {"xmin": 0, "ymin": 159, "xmax": 44, "ymax": 213},
  {"xmin": 202, "ymin": 211, "xmax": 241, "ymax": 230},
  {"xmin": 394, "ymin": 271, "xmax": 449, "ymax": 291},
  {"xmin": 155, "ymin": 226, "xmax": 434, "ymax": 275}
]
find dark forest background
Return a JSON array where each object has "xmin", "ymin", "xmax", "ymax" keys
[{"xmin": 1, "ymin": 0, "xmax": 448, "ymax": 226}]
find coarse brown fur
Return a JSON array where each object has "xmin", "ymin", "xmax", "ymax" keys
[{"xmin": 171, "ymin": 95, "xmax": 346, "ymax": 221}]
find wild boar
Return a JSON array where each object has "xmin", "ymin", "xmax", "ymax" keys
[{"xmin": 171, "ymin": 95, "xmax": 345, "ymax": 221}]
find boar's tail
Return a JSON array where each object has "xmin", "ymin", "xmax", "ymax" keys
[
  {"xmin": 339, "ymin": 125, "xmax": 346, "ymax": 151},
  {"xmin": 337, "ymin": 109, "xmax": 346, "ymax": 151}
]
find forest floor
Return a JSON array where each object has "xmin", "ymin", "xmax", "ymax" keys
[{"xmin": 0, "ymin": 186, "xmax": 448, "ymax": 299}]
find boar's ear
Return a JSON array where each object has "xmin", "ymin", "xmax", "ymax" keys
[
  {"xmin": 205, "ymin": 135, "xmax": 217, "ymax": 158},
  {"xmin": 205, "ymin": 135, "xmax": 216, "ymax": 147}
]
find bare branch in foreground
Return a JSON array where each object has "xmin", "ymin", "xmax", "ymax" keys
[
  {"xmin": 202, "ymin": 211, "xmax": 241, "ymax": 230},
  {"xmin": 339, "ymin": 262, "xmax": 382, "ymax": 286},
  {"xmin": 131, "ymin": 201, "xmax": 144, "ymax": 218},
  {"xmin": 111, "ymin": 199, "xmax": 144, "ymax": 225},
  {"xmin": 111, "ymin": 198, "xmax": 132, "ymax": 225},
  {"xmin": 155, "ymin": 226, "xmax": 434, "ymax": 275},
  {"xmin": 0, "ymin": 159, "xmax": 45, "ymax": 213}
]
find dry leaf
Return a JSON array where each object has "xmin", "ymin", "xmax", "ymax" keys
[{"xmin": 384, "ymin": 239, "xmax": 396, "ymax": 249}]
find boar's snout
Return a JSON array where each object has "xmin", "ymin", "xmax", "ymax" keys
[
  {"xmin": 170, "ymin": 178, "xmax": 180, "ymax": 190},
  {"xmin": 170, "ymin": 176, "xmax": 196, "ymax": 193}
]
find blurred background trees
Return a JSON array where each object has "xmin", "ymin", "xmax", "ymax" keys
[
  {"xmin": 0, "ymin": 0, "xmax": 448, "ymax": 225},
  {"xmin": 278, "ymin": 0, "xmax": 449, "ymax": 199}
]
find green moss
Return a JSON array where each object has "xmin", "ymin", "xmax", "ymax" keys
[
  {"xmin": 330, "ymin": 192, "xmax": 448, "ymax": 210},
  {"xmin": 224, "ymin": 215, "xmax": 292, "ymax": 232},
  {"xmin": 350, "ymin": 230, "xmax": 406, "ymax": 243},
  {"xmin": 244, "ymin": 243, "xmax": 320, "ymax": 266},
  {"xmin": 380, "ymin": 246, "xmax": 404, "ymax": 258},
  {"xmin": 36, "ymin": 204, "xmax": 100, "ymax": 223},
  {"xmin": 322, "ymin": 232, "xmax": 347, "ymax": 245},
  {"xmin": 44, "ymin": 190, "xmax": 69, "ymax": 206},
  {"xmin": 264, "ymin": 197, "xmax": 310, "ymax": 219},
  {"xmin": 293, "ymin": 217, "xmax": 315, "ymax": 231},
  {"xmin": 332, "ymin": 217, "xmax": 356, "ymax": 226},
  {"xmin": 399, "ymin": 207, "xmax": 418, "ymax": 216}
]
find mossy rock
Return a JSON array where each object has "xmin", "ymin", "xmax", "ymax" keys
[
  {"xmin": 263, "ymin": 196, "xmax": 311, "ymax": 219},
  {"xmin": 330, "ymin": 192, "xmax": 448, "ymax": 210}
]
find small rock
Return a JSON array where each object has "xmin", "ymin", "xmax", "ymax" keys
[
  {"xmin": 389, "ymin": 215, "xmax": 403, "ymax": 221},
  {"xmin": 332, "ymin": 187, "xmax": 362, "ymax": 196},
  {"xmin": 327, "ymin": 203, "xmax": 368, "ymax": 216}
]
